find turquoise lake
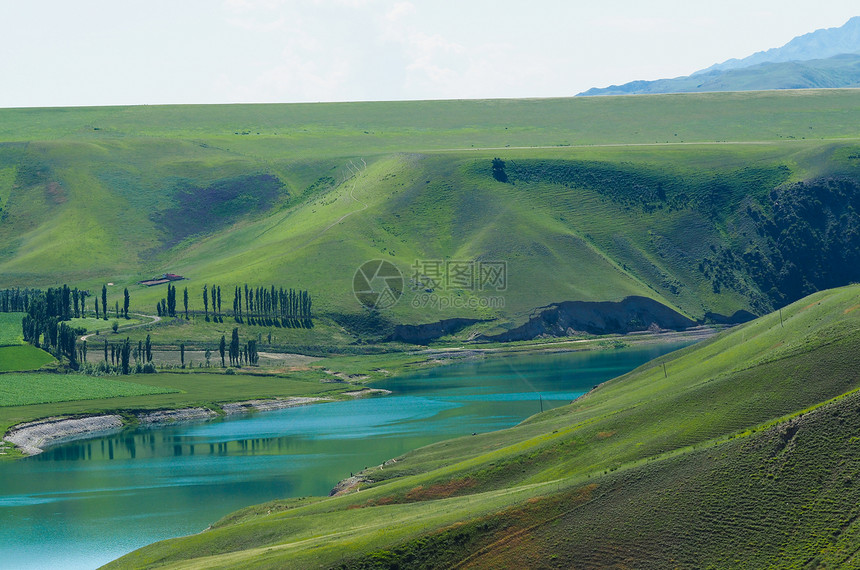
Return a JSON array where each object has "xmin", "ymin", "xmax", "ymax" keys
[{"xmin": 0, "ymin": 342, "xmax": 689, "ymax": 569}]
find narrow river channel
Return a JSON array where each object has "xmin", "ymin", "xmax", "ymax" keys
[{"xmin": 0, "ymin": 342, "xmax": 689, "ymax": 569}]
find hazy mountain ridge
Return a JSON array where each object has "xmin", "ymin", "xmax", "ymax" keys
[
  {"xmin": 580, "ymin": 16, "xmax": 860, "ymax": 96},
  {"xmin": 579, "ymin": 53, "xmax": 860, "ymax": 96},
  {"xmin": 696, "ymin": 15, "xmax": 860, "ymax": 75}
]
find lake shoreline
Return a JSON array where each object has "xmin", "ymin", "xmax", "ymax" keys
[
  {"xmin": 1, "ymin": 328, "xmax": 716, "ymax": 458},
  {"xmin": 2, "ymin": 396, "xmax": 337, "ymax": 457}
]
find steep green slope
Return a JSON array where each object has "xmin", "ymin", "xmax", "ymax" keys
[
  {"xmin": 105, "ymin": 285, "xmax": 860, "ymax": 569},
  {"xmin": 1, "ymin": 92, "xmax": 859, "ymax": 333}
]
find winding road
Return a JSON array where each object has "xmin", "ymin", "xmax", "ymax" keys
[{"xmin": 79, "ymin": 313, "xmax": 161, "ymax": 343}]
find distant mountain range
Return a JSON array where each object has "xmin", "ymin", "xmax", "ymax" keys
[{"xmin": 580, "ymin": 16, "xmax": 860, "ymax": 96}]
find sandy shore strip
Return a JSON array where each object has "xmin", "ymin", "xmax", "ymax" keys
[
  {"xmin": 341, "ymin": 389, "xmax": 392, "ymax": 398},
  {"xmin": 221, "ymin": 397, "xmax": 329, "ymax": 415},
  {"xmin": 4, "ymin": 415, "xmax": 124, "ymax": 455},
  {"xmin": 136, "ymin": 408, "xmax": 218, "ymax": 425}
]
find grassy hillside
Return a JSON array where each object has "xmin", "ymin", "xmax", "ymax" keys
[
  {"xmin": 1, "ymin": 91, "xmax": 858, "ymax": 336},
  {"xmin": 105, "ymin": 284, "xmax": 860, "ymax": 568}
]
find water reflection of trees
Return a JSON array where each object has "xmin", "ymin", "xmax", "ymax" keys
[{"xmin": 39, "ymin": 433, "xmax": 300, "ymax": 461}]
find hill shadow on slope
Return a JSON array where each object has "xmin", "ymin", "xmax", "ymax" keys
[{"xmin": 151, "ymin": 174, "xmax": 287, "ymax": 248}]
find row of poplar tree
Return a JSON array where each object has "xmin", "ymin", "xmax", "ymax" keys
[
  {"xmin": 14, "ymin": 282, "xmax": 307, "ymax": 370},
  {"xmin": 5, "ymin": 285, "xmax": 132, "ymax": 321},
  {"xmin": 17, "ymin": 285, "xmax": 135, "ymax": 370},
  {"xmin": 231, "ymin": 284, "xmax": 312, "ymax": 327},
  {"xmin": 94, "ymin": 335, "xmax": 156, "ymax": 375},
  {"xmin": 155, "ymin": 284, "xmax": 312, "ymax": 327},
  {"xmin": 0, "ymin": 288, "xmax": 40, "ymax": 313}
]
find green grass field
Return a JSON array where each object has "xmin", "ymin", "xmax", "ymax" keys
[
  {"xmin": 105, "ymin": 285, "xmax": 860, "ymax": 568},
  {"xmin": 0, "ymin": 313, "xmax": 23, "ymax": 345},
  {"xmin": 1, "ymin": 91, "xmax": 858, "ymax": 338},
  {"xmin": 0, "ymin": 345, "xmax": 56, "ymax": 372},
  {"xmin": 0, "ymin": 313, "xmax": 56, "ymax": 372},
  {"xmin": 0, "ymin": 373, "xmax": 175, "ymax": 407}
]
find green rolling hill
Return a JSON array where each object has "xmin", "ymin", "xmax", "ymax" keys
[
  {"xmin": 105, "ymin": 284, "xmax": 860, "ymax": 568},
  {"xmin": 1, "ymin": 91, "xmax": 859, "ymax": 338}
]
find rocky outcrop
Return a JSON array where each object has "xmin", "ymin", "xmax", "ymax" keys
[
  {"xmin": 481, "ymin": 296, "xmax": 696, "ymax": 342},
  {"xmin": 390, "ymin": 318, "xmax": 487, "ymax": 344},
  {"xmin": 329, "ymin": 475, "xmax": 370, "ymax": 496}
]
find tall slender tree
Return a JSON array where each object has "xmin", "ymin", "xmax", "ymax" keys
[
  {"xmin": 210, "ymin": 285, "xmax": 217, "ymax": 321},
  {"xmin": 203, "ymin": 285, "xmax": 209, "ymax": 322},
  {"xmin": 219, "ymin": 335, "xmax": 226, "ymax": 367},
  {"xmin": 121, "ymin": 338, "xmax": 131, "ymax": 375},
  {"xmin": 183, "ymin": 287, "xmax": 189, "ymax": 320},
  {"xmin": 123, "ymin": 288, "xmax": 130, "ymax": 319},
  {"xmin": 101, "ymin": 284, "xmax": 108, "ymax": 321},
  {"xmin": 167, "ymin": 284, "xmax": 176, "ymax": 317},
  {"xmin": 230, "ymin": 327, "xmax": 240, "ymax": 366}
]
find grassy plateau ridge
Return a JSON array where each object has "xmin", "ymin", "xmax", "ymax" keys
[{"xmin": 0, "ymin": 90, "xmax": 859, "ymax": 338}]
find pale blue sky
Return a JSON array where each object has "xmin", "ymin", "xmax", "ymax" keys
[{"xmin": 0, "ymin": 0, "xmax": 857, "ymax": 108}]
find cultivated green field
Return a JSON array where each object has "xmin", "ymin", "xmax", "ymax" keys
[
  {"xmin": 1, "ymin": 91, "xmax": 858, "ymax": 338},
  {"xmin": 0, "ymin": 313, "xmax": 23, "ymax": 345},
  {"xmin": 0, "ymin": 345, "xmax": 56, "ymax": 372},
  {"xmin": 0, "ymin": 312, "xmax": 56, "ymax": 371},
  {"xmin": 0, "ymin": 373, "xmax": 175, "ymax": 407},
  {"xmin": 106, "ymin": 285, "xmax": 860, "ymax": 568}
]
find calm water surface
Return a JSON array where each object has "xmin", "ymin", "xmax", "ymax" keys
[{"xmin": 0, "ymin": 343, "xmax": 689, "ymax": 569}]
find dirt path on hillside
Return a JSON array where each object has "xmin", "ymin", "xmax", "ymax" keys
[
  {"xmin": 293, "ymin": 158, "xmax": 369, "ymax": 248},
  {"xmin": 432, "ymin": 137, "xmax": 860, "ymax": 154},
  {"xmin": 79, "ymin": 312, "xmax": 161, "ymax": 342},
  {"xmin": 254, "ymin": 158, "xmax": 368, "ymax": 250}
]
